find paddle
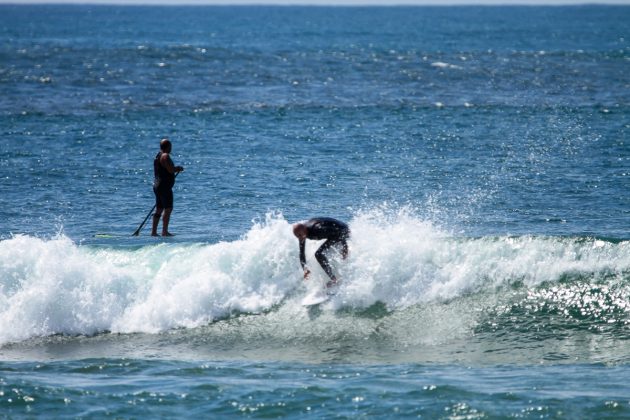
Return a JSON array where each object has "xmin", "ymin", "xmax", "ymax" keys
[
  {"xmin": 131, "ymin": 205, "xmax": 156, "ymax": 236},
  {"xmin": 132, "ymin": 171, "xmax": 180, "ymax": 236}
]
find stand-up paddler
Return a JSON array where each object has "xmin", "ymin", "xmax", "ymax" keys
[{"xmin": 151, "ymin": 138, "xmax": 184, "ymax": 236}]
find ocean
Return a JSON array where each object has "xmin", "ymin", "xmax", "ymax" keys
[{"xmin": 1, "ymin": 4, "xmax": 629, "ymax": 418}]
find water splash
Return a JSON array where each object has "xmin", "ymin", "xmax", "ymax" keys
[{"xmin": 0, "ymin": 211, "xmax": 628, "ymax": 345}]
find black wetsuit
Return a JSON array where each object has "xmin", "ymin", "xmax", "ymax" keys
[
  {"xmin": 153, "ymin": 152, "xmax": 176, "ymax": 209},
  {"xmin": 299, "ymin": 217, "xmax": 350, "ymax": 281}
]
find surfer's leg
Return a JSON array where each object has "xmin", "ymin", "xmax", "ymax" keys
[
  {"xmin": 340, "ymin": 238, "xmax": 349, "ymax": 260},
  {"xmin": 315, "ymin": 239, "xmax": 337, "ymax": 284}
]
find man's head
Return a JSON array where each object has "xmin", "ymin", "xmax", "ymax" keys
[
  {"xmin": 292, "ymin": 223, "xmax": 307, "ymax": 240},
  {"xmin": 160, "ymin": 138, "xmax": 172, "ymax": 152}
]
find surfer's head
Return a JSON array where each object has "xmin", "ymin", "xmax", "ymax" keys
[
  {"xmin": 160, "ymin": 138, "xmax": 172, "ymax": 152},
  {"xmin": 292, "ymin": 223, "xmax": 308, "ymax": 240}
]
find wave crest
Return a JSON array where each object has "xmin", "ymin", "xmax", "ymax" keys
[{"xmin": 0, "ymin": 211, "xmax": 628, "ymax": 345}]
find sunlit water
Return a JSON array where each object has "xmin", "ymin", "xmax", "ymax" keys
[{"xmin": 1, "ymin": 4, "xmax": 629, "ymax": 417}]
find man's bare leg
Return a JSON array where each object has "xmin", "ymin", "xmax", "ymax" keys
[
  {"xmin": 151, "ymin": 208, "xmax": 163, "ymax": 236},
  {"xmin": 161, "ymin": 208, "xmax": 174, "ymax": 236}
]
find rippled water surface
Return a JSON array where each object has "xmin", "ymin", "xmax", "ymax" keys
[{"xmin": 1, "ymin": 4, "xmax": 629, "ymax": 417}]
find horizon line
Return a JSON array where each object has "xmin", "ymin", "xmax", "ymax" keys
[{"xmin": 1, "ymin": 0, "xmax": 628, "ymax": 5}]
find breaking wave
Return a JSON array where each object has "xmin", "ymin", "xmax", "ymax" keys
[{"xmin": 1, "ymin": 210, "xmax": 629, "ymax": 346}]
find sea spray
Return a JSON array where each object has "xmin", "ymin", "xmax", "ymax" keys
[
  {"xmin": 1, "ymin": 212, "xmax": 629, "ymax": 346},
  {"xmin": 113, "ymin": 214, "xmax": 299, "ymax": 333},
  {"xmin": 0, "ymin": 234, "xmax": 138, "ymax": 343}
]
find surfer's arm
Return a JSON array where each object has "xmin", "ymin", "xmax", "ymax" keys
[
  {"xmin": 299, "ymin": 239, "xmax": 306, "ymax": 269},
  {"xmin": 299, "ymin": 239, "xmax": 310, "ymax": 279}
]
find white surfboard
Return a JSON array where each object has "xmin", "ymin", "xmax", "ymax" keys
[{"xmin": 301, "ymin": 291, "xmax": 330, "ymax": 306}]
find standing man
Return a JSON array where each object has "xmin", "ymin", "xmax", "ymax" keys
[
  {"xmin": 151, "ymin": 138, "xmax": 184, "ymax": 237},
  {"xmin": 292, "ymin": 217, "xmax": 350, "ymax": 287}
]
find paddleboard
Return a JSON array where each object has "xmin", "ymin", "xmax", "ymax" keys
[
  {"xmin": 301, "ymin": 291, "xmax": 330, "ymax": 306},
  {"xmin": 94, "ymin": 233, "xmax": 171, "ymax": 239},
  {"xmin": 94, "ymin": 233, "xmax": 143, "ymax": 239}
]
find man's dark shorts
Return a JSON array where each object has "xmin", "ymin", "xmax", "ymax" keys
[{"xmin": 154, "ymin": 186, "xmax": 173, "ymax": 209}]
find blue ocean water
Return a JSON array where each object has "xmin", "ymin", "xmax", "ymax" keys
[{"xmin": 1, "ymin": 4, "xmax": 629, "ymax": 417}]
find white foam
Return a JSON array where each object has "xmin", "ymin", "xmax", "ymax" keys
[{"xmin": 0, "ymin": 211, "xmax": 628, "ymax": 345}]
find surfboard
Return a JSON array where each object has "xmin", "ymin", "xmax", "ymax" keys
[{"xmin": 301, "ymin": 291, "xmax": 330, "ymax": 306}]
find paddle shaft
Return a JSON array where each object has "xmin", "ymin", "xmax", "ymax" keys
[{"xmin": 132, "ymin": 204, "xmax": 156, "ymax": 236}]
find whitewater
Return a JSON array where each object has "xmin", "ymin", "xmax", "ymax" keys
[{"xmin": 2, "ymin": 210, "xmax": 628, "ymax": 358}]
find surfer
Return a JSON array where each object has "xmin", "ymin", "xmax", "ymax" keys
[
  {"xmin": 293, "ymin": 217, "xmax": 350, "ymax": 287},
  {"xmin": 151, "ymin": 138, "xmax": 184, "ymax": 237}
]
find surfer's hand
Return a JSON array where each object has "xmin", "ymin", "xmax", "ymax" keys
[{"xmin": 303, "ymin": 269, "xmax": 310, "ymax": 280}]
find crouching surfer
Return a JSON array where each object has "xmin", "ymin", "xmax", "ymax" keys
[{"xmin": 292, "ymin": 217, "xmax": 350, "ymax": 288}]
